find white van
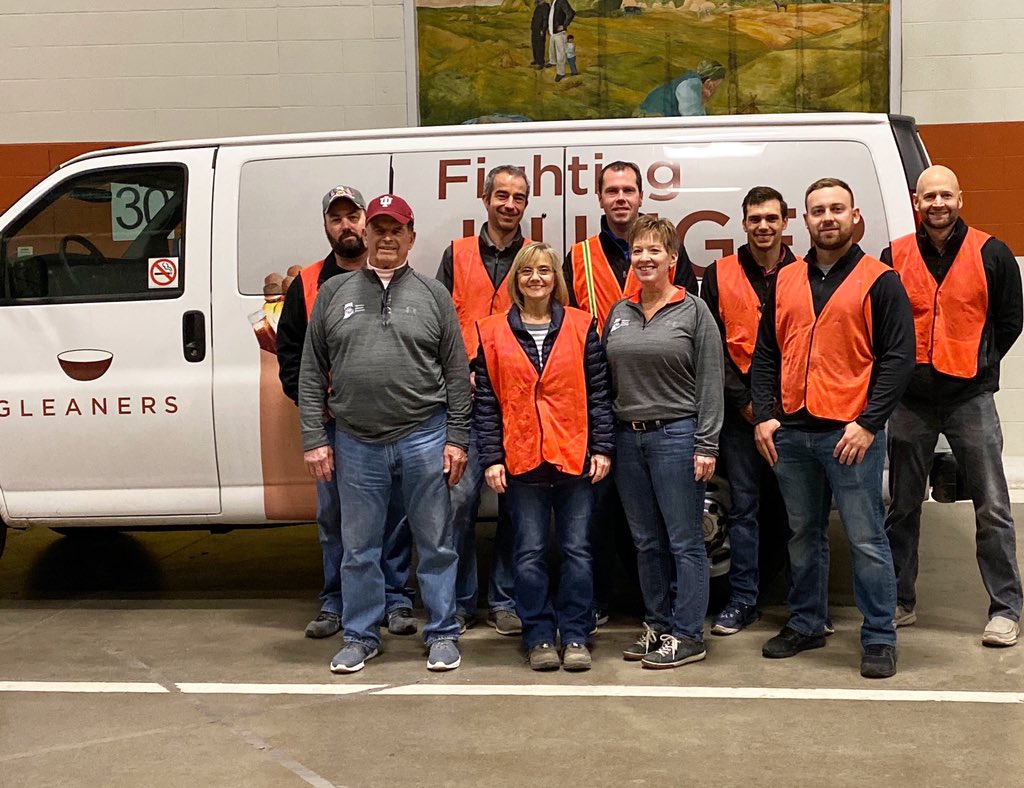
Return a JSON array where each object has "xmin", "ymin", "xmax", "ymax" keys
[{"xmin": 0, "ymin": 112, "xmax": 930, "ymax": 558}]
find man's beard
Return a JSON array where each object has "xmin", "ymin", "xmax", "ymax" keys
[
  {"xmin": 812, "ymin": 227, "xmax": 852, "ymax": 251},
  {"xmin": 333, "ymin": 234, "xmax": 366, "ymax": 259}
]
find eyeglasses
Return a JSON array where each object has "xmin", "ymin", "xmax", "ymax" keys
[{"xmin": 518, "ymin": 266, "xmax": 554, "ymax": 278}]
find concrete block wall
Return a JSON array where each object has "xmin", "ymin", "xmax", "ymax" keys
[
  {"xmin": 0, "ymin": 0, "xmax": 408, "ymax": 143},
  {"xmin": 1, "ymin": 1, "xmax": 1024, "ymax": 453}
]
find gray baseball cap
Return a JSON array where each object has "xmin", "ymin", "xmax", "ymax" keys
[{"xmin": 322, "ymin": 185, "xmax": 367, "ymax": 214}]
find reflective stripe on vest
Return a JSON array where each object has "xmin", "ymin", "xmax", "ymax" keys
[
  {"xmin": 477, "ymin": 307, "xmax": 592, "ymax": 477},
  {"xmin": 714, "ymin": 254, "xmax": 762, "ymax": 374},
  {"xmin": 571, "ymin": 236, "xmax": 674, "ymax": 333},
  {"xmin": 891, "ymin": 228, "xmax": 990, "ymax": 379},
  {"xmin": 776, "ymin": 255, "xmax": 889, "ymax": 422},
  {"xmin": 300, "ymin": 260, "xmax": 326, "ymax": 322},
  {"xmin": 452, "ymin": 236, "xmax": 530, "ymax": 359}
]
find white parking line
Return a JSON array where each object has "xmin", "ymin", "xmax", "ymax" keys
[
  {"xmin": 374, "ymin": 684, "xmax": 1024, "ymax": 704},
  {"xmin": 0, "ymin": 681, "xmax": 168, "ymax": 693},
  {"xmin": 1, "ymin": 680, "xmax": 1021, "ymax": 704},
  {"xmin": 176, "ymin": 682, "xmax": 386, "ymax": 695}
]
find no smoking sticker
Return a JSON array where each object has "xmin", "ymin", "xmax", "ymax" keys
[{"xmin": 148, "ymin": 257, "xmax": 179, "ymax": 289}]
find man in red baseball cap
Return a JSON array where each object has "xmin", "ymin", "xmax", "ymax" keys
[{"xmin": 300, "ymin": 192, "xmax": 471, "ymax": 674}]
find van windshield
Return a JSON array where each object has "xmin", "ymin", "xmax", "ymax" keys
[{"xmin": 0, "ymin": 165, "xmax": 186, "ymax": 303}]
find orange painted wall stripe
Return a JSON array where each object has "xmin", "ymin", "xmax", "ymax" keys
[{"xmin": 1, "ymin": 124, "xmax": 1022, "ymax": 251}]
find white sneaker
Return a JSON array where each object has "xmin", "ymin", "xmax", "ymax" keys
[
  {"xmin": 893, "ymin": 604, "xmax": 917, "ymax": 628},
  {"xmin": 982, "ymin": 616, "xmax": 1019, "ymax": 647}
]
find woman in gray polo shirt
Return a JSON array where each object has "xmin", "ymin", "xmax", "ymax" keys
[{"xmin": 602, "ymin": 215, "xmax": 724, "ymax": 669}]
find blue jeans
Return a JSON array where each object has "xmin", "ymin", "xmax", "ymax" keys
[
  {"xmin": 718, "ymin": 411, "xmax": 788, "ymax": 607},
  {"xmin": 615, "ymin": 418, "xmax": 708, "ymax": 641},
  {"xmin": 886, "ymin": 394, "xmax": 1022, "ymax": 620},
  {"xmin": 450, "ymin": 433, "xmax": 517, "ymax": 616},
  {"xmin": 335, "ymin": 409, "xmax": 459, "ymax": 647},
  {"xmin": 318, "ymin": 421, "xmax": 414, "ymax": 616},
  {"xmin": 507, "ymin": 477, "xmax": 594, "ymax": 648},
  {"xmin": 772, "ymin": 426, "xmax": 896, "ymax": 647}
]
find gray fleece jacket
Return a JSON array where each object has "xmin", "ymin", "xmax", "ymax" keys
[
  {"xmin": 602, "ymin": 289, "xmax": 724, "ymax": 457},
  {"xmin": 299, "ymin": 265, "xmax": 471, "ymax": 451}
]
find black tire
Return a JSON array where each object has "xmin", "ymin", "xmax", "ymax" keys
[{"xmin": 0, "ymin": 520, "xmax": 6, "ymax": 559}]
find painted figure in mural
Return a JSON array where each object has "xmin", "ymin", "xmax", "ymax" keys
[
  {"xmin": 566, "ymin": 34, "xmax": 579, "ymax": 76},
  {"xmin": 548, "ymin": 0, "xmax": 575, "ymax": 83},
  {"xmin": 635, "ymin": 59, "xmax": 726, "ymax": 117},
  {"xmin": 752, "ymin": 177, "xmax": 915, "ymax": 680},
  {"xmin": 530, "ymin": 0, "xmax": 551, "ymax": 69},
  {"xmin": 883, "ymin": 164, "xmax": 1023, "ymax": 648},
  {"xmin": 277, "ymin": 185, "xmax": 415, "ymax": 643}
]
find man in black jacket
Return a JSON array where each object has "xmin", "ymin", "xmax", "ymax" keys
[
  {"xmin": 277, "ymin": 185, "xmax": 414, "ymax": 641},
  {"xmin": 752, "ymin": 177, "xmax": 915, "ymax": 679},
  {"xmin": 883, "ymin": 165, "xmax": 1023, "ymax": 647}
]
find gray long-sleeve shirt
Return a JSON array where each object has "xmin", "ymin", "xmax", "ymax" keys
[
  {"xmin": 299, "ymin": 265, "xmax": 472, "ymax": 451},
  {"xmin": 602, "ymin": 290, "xmax": 724, "ymax": 456}
]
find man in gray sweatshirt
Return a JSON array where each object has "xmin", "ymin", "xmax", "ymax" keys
[{"xmin": 299, "ymin": 193, "xmax": 472, "ymax": 674}]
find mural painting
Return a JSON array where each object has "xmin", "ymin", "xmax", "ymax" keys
[{"xmin": 415, "ymin": 0, "xmax": 892, "ymax": 125}]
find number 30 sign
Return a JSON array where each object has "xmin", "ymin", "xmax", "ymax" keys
[{"xmin": 111, "ymin": 183, "xmax": 174, "ymax": 242}]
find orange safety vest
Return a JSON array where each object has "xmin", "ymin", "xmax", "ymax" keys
[
  {"xmin": 776, "ymin": 254, "xmax": 889, "ymax": 422},
  {"xmin": 570, "ymin": 236, "xmax": 678, "ymax": 333},
  {"xmin": 890, "ymin": 228, "xmax": 990, "ymax": 379},
  {"xmin": 477, "ymin": 307, "xmax": 592, "ymax": 477},
  {"xmin": 299, "ymin": 260, "xmax": 325, "ymax": 322},
  {"xmin": 452, "ymin": 236, "xmax": 531, "ymax": 359},
  {"xmin": 714, "ymin": 254, "xmax": 762, "ymax": 375}
]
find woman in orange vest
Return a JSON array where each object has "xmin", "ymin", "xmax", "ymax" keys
[
  {"xmin": 603, "ymin": 215, "xmax": 725, "ymax": 670},
  {"xmin": 474, "ymin": 242, "xmax": 615, "ymax": 672}
]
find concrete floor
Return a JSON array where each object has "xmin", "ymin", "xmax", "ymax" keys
[{"xmin": 1, "ymin": 503, "xmax": 1022, "ymax": 787}]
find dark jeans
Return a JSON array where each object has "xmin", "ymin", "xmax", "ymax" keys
[
  {"xmin": 886, "ymin": 394, "xmax": 1022, "ymax": 621},
  {"xmin": 773, "ymin": 426, "xmax": 896, "ymax": 647},
  {"xmin": 590, "ymin": 476, "xmax": 638, "ymax": 612},
  {"xmin": 507, "ymin": 477, "xmax": 594, "ymax": 648},
  {"xmin": 718, "ymin": 411, "xmax": 787, "ymax": 607},
  {"xmin": 615, "ymin": 418, "xmax": 708, "ymax": 641}
]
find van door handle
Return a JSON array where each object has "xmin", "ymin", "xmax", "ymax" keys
[{"xmin": 182, "ymin": 310, "xmax": 206, "ymax": 362}]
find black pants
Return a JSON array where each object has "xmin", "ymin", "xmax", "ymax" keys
[{"xmin": 531, "ymin": 31, "xmax": 547, "ymax": 66}]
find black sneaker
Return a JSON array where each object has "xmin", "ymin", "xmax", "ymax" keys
[
  {"xmin": 386, "ymin": 607, "xmax": 418, "ymax": 636},
  {"xmin": 710, "ymin": 602, "xmax": 761, "ymax": 636},
  {"xmin": 641, "ymin": 634, "xmax": 707, "ymax": 669},
  {"xmin": 762, "ymin": 626, "xmax": 826, "ymax": 659},
  {"xmin": 860, "ymin": 644, "xmax": 897, "ymax": 679},
  {"xmin": 623, "ymin": 622, "xmax": 661, "ymax": 661},
  {"xmin": 305, "ymin": 611, "xmax": 341, "ymax": 639}
]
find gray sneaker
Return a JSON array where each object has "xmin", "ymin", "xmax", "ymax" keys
[
  {"xmin": 305, "ymin": 611, "xmax": 341, "ymax": 639},
  {"xmin": 561, "ymin": 642, "xmax": 592, "ymax": 672},
  {"xmin": 641, "ymin": 634, "xmax": 707, "ymax": 669},
  {"xmin": 528, "ymin": 643, "xmax": 561, "ymax": 671},
  {"xmin": 893, "ymin": 604, "xmax": 917, "ymax": 628},
  {"xmin": 489, "ymin": 609, "xmax": 523, "ymax": 636},
  {"xmin": 455, "ymin": 613, "xmax": 477, "ymax": 634},
  {"xmin": 427, "ymin": 639, "xmax": 461, "ymax": 671},
  {"xmin": 623, "ymin": 622, "xmax": 661, "ymax": 661},
  {"xmin": 386, "ymin": 607, "xmax": 418, "ymax": 636},
  {"xmin": 330, "ymin": 641, "xmax": 379, "ymax": 674}
]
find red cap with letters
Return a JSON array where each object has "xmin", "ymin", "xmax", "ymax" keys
[{"xmin": 365, "ymin": 194, "xmax": 414, "ymax": 226}]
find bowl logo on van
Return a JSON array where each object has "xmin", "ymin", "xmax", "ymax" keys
[{"xmin": 57, "ymin": 349, "xmax": 114, "ymax": 381}]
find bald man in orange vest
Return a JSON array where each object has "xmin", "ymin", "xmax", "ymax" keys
[{"xmin": 883, "ymin": 165, "xmax": 1023, "ymax": 648}]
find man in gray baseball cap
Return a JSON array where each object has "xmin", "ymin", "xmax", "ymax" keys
[{"xmin": 277, "ymin": 184, "xmax": 415, "ymax": 643}]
